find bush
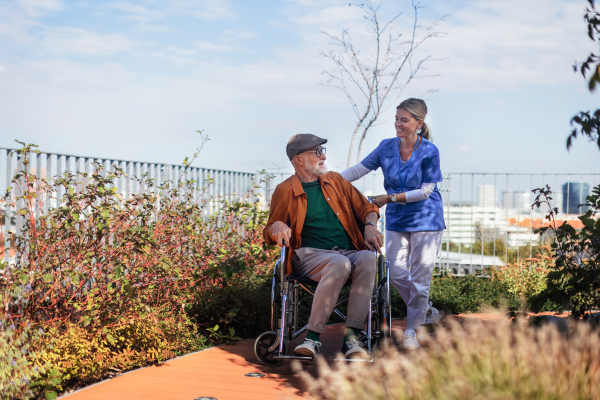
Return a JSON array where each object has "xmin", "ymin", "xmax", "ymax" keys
[
  {"xmin": 530, "ymin": 185, "xmax": 600, "ymax": 318},
  {"xmin": 0, "ymin": 320, "xmax": 40, "ymax": 399},
  {"xmin": 32, "ymin": 316, "xmax": 206, "ymax": 390},
  {"xmin": 296, "ymin": 318, "xmax": 600, "ymax": 400},
  {"xmin": 428, "ymin": 274, "xmax": 520, "ymax": 314},
  {"xmin": 189, "ymin": 273, "xmax": 273, "ymax": 340},
  {"xmin": 0, "ymin": 142, "xmax": 277, "ymax": 396}
]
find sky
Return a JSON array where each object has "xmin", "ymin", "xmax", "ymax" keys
[{"xmin": 0, "ymin": 0, "xmax": 599, "ymax": 176}]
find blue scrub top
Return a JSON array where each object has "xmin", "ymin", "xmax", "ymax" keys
[{"xmin": 361, "ymin": 137, "xmax": 446, "ymax": 232}]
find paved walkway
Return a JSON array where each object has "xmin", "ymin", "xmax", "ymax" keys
[
  {"xmin": 62, "ymin": 319, "xmax": 406, "ymax": 400},
  {"xmin": 62, "ymin": 312, "xmax": 573, "ymax": 400}
]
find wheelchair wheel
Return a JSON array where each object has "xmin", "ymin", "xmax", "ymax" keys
[{"xmin": 254, "ymin": 331, "xmax": 288, "ymax": 366}]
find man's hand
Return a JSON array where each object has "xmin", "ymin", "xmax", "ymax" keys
[
  {"xmin": 363, "ymin": 211, "xmax": 383, "ymax": 253},
  {"xmin": 364, "ymin": 225, "xmax": 384, "ymax": 254},
  {"xmin": 270, "ymin": 221, "xmax": 291, "ymax": 247},
  {"xmin": 371, "ymin": 195, "xmax": 389, "ymax": 208}
]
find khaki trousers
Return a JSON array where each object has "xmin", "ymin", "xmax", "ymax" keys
[{"xmin": 292, "ymin": 247, "xmax": 377, "ymax": 334}]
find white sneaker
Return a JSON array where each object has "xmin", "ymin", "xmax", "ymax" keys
[
  {"xmin": 403, "ymin": 329, "xmax": 420, "ymax": 349},
  {"xmin": 294, "ymin": 339, "xmax": 321, "ymax": 358},
  {"xmin": 424, "ymin": 301, "xmax": 445, "ymax": 325},
  {"xmin": 344, "ymin": 338, "xmax": 369, "ymax": 360}
]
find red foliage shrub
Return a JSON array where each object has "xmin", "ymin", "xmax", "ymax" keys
[{"xmin": 0, "ymin": 143, "xmax": 277, "ymax": 394}]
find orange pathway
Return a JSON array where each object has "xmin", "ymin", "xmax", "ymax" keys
[
  {"xmin": 62, "ymin": 320, "xmax": 405, "ymax": 400},
  {"xmin": 62, "ymin": 312, "xmax": 571, "ymax": 400}
]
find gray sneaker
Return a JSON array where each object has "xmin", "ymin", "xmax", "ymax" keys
[
  {"xmin": 344, "ymin": 338, "xmax": 369, "ymax": 360},
  {"xmin": 294, "ymin": 338, "xmax": 321, "ymax": 358}
]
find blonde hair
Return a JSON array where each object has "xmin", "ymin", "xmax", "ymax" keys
[{"xmin": 397, "ymin": 98, "xmax": 432, "ymax": 141}]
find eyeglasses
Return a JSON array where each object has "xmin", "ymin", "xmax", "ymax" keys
[{"xmin": 301, "ymin": 147, "xmax": 326, "ymax": 157}]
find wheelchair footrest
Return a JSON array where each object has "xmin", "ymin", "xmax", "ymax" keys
[{"xmin": 273, "ymin": 355, "xmax": 314, "ymax": 361}]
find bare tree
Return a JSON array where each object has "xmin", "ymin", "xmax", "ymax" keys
[{"xmin": 320, "ymin": 1, "xmax": 445, "ymax": 167}]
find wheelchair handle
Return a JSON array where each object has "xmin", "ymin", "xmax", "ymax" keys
[
  {"xmin": 280, "ymin": 240, "xmax": 286, "ymax": 262},
  {"xmin": 280, "ymin": 241, "xmax": 286, "ymax": 286}
]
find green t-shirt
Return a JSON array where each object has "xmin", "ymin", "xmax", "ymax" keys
[{"xmin": 300, "ymin": 181, "xmax": 353, "ymax": 250}]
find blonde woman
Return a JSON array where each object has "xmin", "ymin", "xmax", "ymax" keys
[{"xmin": 341, "ymin": 98, "xmax": 446, "ymax": 349}]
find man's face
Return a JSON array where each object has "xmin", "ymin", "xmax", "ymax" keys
[{"xmin": 297, "ymin": 146, "xmax": 327, "ymax": 176}]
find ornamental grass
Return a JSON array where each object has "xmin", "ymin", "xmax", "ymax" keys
[{"xmin": 295, "ymin": 317, "xmax": 600, "ymax": 400}]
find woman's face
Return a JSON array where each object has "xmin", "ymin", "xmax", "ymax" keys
[{"xmin": 395, "ymin": 108, "xmax": 422, "ymax": 139}]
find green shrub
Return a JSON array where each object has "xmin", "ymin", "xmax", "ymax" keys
[
  {"xmin": 189, "ymin": 274, "xmax": 273, "ymax": 340},
  {"xmin": 530, "ymin": 185, "xmax": 600, "ymax": 318},
  {"xmin": 0, "ymin": 321, "xmax": 40, "ymax": 399},
  {"xmin": 32, "ymin": 315, "xmax": 206, "ymax": 391},
  {"xmin": 428, "ymin": 274, "xmax": 520, "ymax": 314}
]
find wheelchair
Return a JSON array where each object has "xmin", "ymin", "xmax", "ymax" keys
[{"xmin": 254, "ymin": 245, "xmax": 392, "ymax": 365}]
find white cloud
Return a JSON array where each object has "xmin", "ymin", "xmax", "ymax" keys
[
  {"xmin": 294, "ymin": 5, "xmax": 364, "ymax": 27},
  {"xmin": 173, "ymin": 0, "xmax": 233, "ymax": 20},
  {"xmin": 223, "ymin": 29, "xmax": 257, "ymax": 40},
  {"xmin": 38, "ymin": 28, "xmax": 135, "ymax": 55},
  {"xmin": 420, "ymin": 0, "xmax": 596, "ymax": 91},
  {"xmin": 17, "ymin": 0, "xmax": 62, "ymax": 17},
  {"xmin": 190, "ymin": 28, "xmax": 257, "ymax": 53},
  {"xmin": 107, "ymin": 0, "xmax": 234, "ymax": 22},
  {"xmin": 167, "ymin": 45, "xmax": 196, "ymax": 55},
  {"xmin": 107, "ymin": 2, "xmax": 165, "ymax": 22},
  {"xmin": 194, "ymin": 41, "xmax": 231, "ymax": 51}
]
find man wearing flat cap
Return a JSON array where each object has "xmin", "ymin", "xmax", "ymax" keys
[{"xmin": 264, "ymin": 133, "xmax": 384, "ymax": 360}]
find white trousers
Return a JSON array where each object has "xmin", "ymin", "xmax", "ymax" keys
[{"xmin": 385, "ymin": 230, "xmax": 443, "ymax": 330}]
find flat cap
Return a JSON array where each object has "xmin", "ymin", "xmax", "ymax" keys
[{"xmin": 286, "ymin": 133, "xmax": 327, "ymax": 161}]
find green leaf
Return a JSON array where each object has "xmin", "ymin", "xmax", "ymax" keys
[
  {"xmin": 72, "ymin": 212, "xmax": 80, "ymax": 222},
  {"xmin": 101, "ymin": 209, "xmax": 110, "ymax": 218},
  {"xmin": 18, "ymin": 273, "xmax": 28, "ymax": 284},
  {"xmin": 69, "ymin": 187, "xmax": 74, "ymax": 196},
  {"xmin": 122, "ymin": 283, "xmax": 133, "ymax": 295},
  {"xmin": 43, "ymin": 274, "xmax": 53, "ymax": 283},
  {"xmin": 229, "ymin": 327, "xmax": 235, "ymax": 337},
  {"xmin": 45, "ymin": 391, "xmax": 58, "ymax": 400},
  {"xmin": 82, "ymin": 316, "xmax": 91, "ymax": 326}
]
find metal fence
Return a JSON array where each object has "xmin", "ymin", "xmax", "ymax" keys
[
  {"xmin": 0, "ymin": 147, "xmax": 267, "ymax": 263},
  {"xmin": 2, "ymin": 146, "xmax": 598, "ymax": 275},
  {"xmin": 339, "ymin": 171, "xmax": 600, "ymax": 275}
]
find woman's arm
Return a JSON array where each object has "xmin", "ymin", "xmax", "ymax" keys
[
  {"xmin": 372, "ymin": 182, "xmax": 436, "ymax": 207},
  {"xmin": 404, "ymin": 182, "xmax": 436, "ymax": 203},
  {"xmin": 340, "ymin": 163, "xmax": 372, "ymax": 182}
]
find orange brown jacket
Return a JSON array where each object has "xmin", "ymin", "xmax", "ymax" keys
[{"xmin": 263, "ymin": 172, "xmax": 380, "ymax": 274}]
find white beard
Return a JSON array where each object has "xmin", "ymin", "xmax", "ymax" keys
[{"xmin": 305, "ymin": 160, "xmax": 328, "ymax": 176}]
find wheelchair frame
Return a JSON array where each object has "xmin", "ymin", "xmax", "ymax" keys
[{"xmin": 254, "ymin": 246, "xmax": 392, "ymax": 365}]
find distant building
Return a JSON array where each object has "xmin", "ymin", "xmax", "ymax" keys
[
  {"xmin": 562, "ymin": 182, "xmax": 590, "ymax": 214},
  {"xmin": 502, "ymin": 191, "xmax": 532, "ymax": 213},
  {"xmin": 443, "ymin": 203, "xmax": 498, "ymax": 246},
  {"xmin": 437, "ymin": 251, "xmax": 504, "ymax": 276},
  {"xmin": 477, "ymin": 185, "xmax": 496, "ymax": 209}
]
